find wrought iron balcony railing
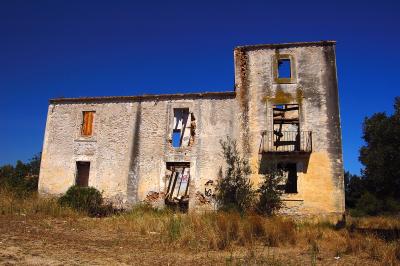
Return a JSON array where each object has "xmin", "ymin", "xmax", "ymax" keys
[{"xmin": 260, "ymin": 131, "xmax": 312, "ymax": 153}]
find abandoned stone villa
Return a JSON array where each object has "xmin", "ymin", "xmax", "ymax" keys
[{"xmin": 38, "ymin": 40, "xmax": 345, "ymax": 217}]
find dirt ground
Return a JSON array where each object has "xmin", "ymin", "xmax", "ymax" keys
[{"xmin": 0, "ymin": 215, "xmax": 381, "ymax": 266}]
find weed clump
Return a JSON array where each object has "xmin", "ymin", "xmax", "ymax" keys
[
  {"xmin": 264, "ymin": 217, "xmax": 297, "ymax": 246},
  {"xmin": 58, "ymin": 185, "xmax": 112, "ymax": 217},
  {"xmin": 167, "ymin": 215, "xmax": 183, "ymax": 242},
  {"xmin": 215, "ymin": 212, "xmax": 241, "ymax": 249}
]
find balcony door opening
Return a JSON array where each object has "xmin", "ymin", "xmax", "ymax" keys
[{"xmin": 273, "ymin": 104, "xmax": 299, "ymax": 152}]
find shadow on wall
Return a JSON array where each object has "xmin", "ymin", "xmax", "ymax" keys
[{"xmin": 258, "ymin": 154, "xmax": 310, "ymax": 175}]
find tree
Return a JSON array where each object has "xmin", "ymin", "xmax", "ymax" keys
[
  {"xmin": 256, "ymin": 163, "xmax": 284, "ymax": 216},
  {"xmin": 359, "ymin": 97, "xmax": 400, "ymax": 210},
  {"xmin": 344, "ymin": 171, "xmax": 364, "ymax": 209},
  {"xmin": 0, "ymin": 153, "xmax": 41, "ymax": 194},
  {"xmin": 215, "ymin": 137, "xmax": 255, "ymax": 212},
  {"xmin": 346, "ymin": 97, "xmax": 400, "ymax": 215}
]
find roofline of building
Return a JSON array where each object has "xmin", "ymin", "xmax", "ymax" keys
[
  {"xmin": 49, "ymin": 41, "xmax": 335, "ymax": 104},
  {"xmin": 49, "ymin": 91, "xmax": 236, "ymax": 104},
  {"xmin": 235, "ymin": 40, "xmax": 336, "ymax": 51}
]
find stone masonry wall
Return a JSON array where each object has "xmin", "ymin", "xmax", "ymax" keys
[
  {"xmin": 39, "ymin": 41, "xmax": 344, "ymax": 216},
  {"xmin": 131, "ymin": 96, "xmax": 240, "ymax": 210},
  {"xmin": 234, "ymin": 42, "xmax": 344, "ymax": 216},
  {"xmin": 39, "ymin": 95, "xmax": 239, "ymax": 209},
  {"xmin": 39, "ymin": 101, "xmax": 136, "ymax": 204}
]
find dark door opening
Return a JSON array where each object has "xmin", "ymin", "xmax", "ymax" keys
[
  {"xmin": 277, "ymin": 163, "xmax": 298, "ymax": 193},
  {"xmin": 76, "ymin": 161, "xmax": 90, "ymax": 187},
  {"xmin": 285, "ymin": 163, "xmax": 298, "ymax": 193}
]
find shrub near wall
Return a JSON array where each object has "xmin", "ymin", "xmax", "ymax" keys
[
  {"xmin": 215, "ymin": 137, "xmax": 255, "ymax": 213},
  {"xmin": 58, "ymin": 186, "xmax": 107, "ymax": 216}
]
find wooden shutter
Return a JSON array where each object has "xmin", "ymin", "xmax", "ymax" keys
[{"xmin": 81, "ymin": 111, "xmax": 94, "ymax": 136}]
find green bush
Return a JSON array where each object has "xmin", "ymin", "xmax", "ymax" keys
[
  {"xmin": 58, "ymin": 186, "xmax": 104, "ymax": 216},
  {"xmin": 256, "ymin": 164, "xmax": 284, "ymax": 216},
  {"xmin": 383, "ymin": 197, "xmax": 400, "ymax": 213},
  {"xmin": 215, "ymin": 137, "xmax": 255, "ymax": 213},
  {"xmin": 0, "ymin": 153, "xmax": 41, "ymax": 196},
  {"xmin": 355, "ymin": 192, "xmax": 383, "ymax": 216}
]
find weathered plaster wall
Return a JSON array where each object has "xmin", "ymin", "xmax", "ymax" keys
[
  {"xmin": 39, "ymin": 95, "xmax": 239, "ymax": 210},
  {"xmin": 234, "ymin": 43, "xmax": 344, "ymax": 216},
  {"xmin": 39, "ymin": 41, "xmax": 344, "ymax": 216},
  {"xmin": 39, "ymin": 101, "xmax": 136, "ymax": 204},
  {"xmin": 128, "ymin": 96, "xmax": 240, "ymax": 209}
]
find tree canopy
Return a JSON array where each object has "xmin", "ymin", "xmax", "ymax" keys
[
  {"xmin": 0, "ymin": 153, "xmax": 41, "ymax": 195},
  {"xmin": 346, "ymin": 97, "xmax": 400, "ymax": 215}
]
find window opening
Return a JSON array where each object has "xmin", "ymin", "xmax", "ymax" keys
[
  {"xmin": 172, "ymin": 130, "xmax": 181, "ymax": 147},
  {"xmin": 172, "ymin": 108, "xmax": 190, "ymax": 148},
  {"xmin": 81, "ymin": 111, "xmax": 95, "ymax": 136},
  {"xmin": 165, "ymin": 162, "xmax": 190, "ymax": 212},
  {"xmin": 272, "ymin": 104, "xmax": 300, "ymax": 151},
  {"xmin": 278, "ymin": 59, "xmax": 291, "ymax": 78}
]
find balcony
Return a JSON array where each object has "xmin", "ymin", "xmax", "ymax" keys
[{"xmin": 260, "ymin": 131, "xmax": 312, "ymax": 154}]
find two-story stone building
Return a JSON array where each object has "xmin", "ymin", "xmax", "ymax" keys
[{"xmin": 39, "ymin": 40, "xmax": 345, "ymax": 218}]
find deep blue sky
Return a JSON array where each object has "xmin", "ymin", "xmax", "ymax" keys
[{"xmin": 0, "ymin": 0, "xmax": 399, "ymax": 174}]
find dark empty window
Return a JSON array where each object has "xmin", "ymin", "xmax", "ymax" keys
[
  {"xmin": 278, "ymin": 163, "xmax": 298, "ymax": 193},
  {"xmin": 278, "ymin": 59, "xmax": 291, "ymax": 78},
  {"xmin": 76, "ymin": 161, "xmax": 90, "ymax": 187}
]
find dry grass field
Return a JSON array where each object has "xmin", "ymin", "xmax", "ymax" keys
[{"xmin": 1, "ymin": 189, "xmax": 399, "ymax": 265}]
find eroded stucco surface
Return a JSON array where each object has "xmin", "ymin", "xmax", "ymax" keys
[
  {"xmin": 39, "ymin": 41, "xmax": 344, "ymax": 216},
  {"xmin": 234, "ymin": 43, "xmax": 344, "ymax": 216},
  {"xmin": 39, "ymin": 102, "xmax": 135, "ymax": 204},
  {"xmin": 39, "ymin": 97, "xmax": 240, "ymax": 209}
]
